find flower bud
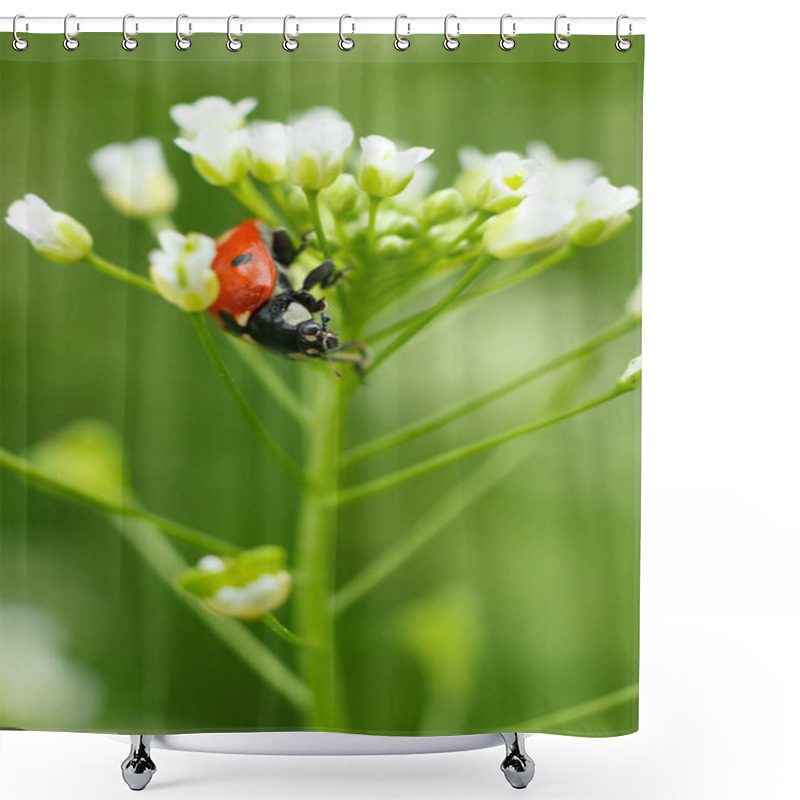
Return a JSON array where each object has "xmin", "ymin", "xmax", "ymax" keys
[
  {"xmin": 482, "ymin": 195, "xmax": 576, "ymax": 260},
  {"xmin": 178, "ymin": 546, "xmax": 292, "ymax": 620},
  {"xmin": 626, "ymin": 280, "xmax": 642, "ymax": 321},
  {"xmin": 570, "ymin": 177, "xmax": 640, "ymax": 247},
  {"xmin": 376, "ymin": 235, "xmax": 412, "ymax": 258},
  {"xmin": 89, "ymin": 138, "xmax": 178, "ymax": 219},
  {"xmin": 322, "ymin": 174, "xmax": 364, "ymax": 217},
  {"xmin": 149, "ymin": 230, "xmax": 219, "ymax": 312},
  {"xmin": 454, "ymin": 147, "xmax": 494, "ymax": 208},
  {"xmin": 5, "ymin": 194, "xmax": 93, "ymax": 264},
  {"xmin": 286, "ymin": 107, "xmax": 354, "ymax": 191},
  {"xmin": 175, "ymin": 128, "xmax": 248, "ymax": 187},
  {"xmin": 617, "ymin": 355, "xmax": 642, "ymax": 391},
  {"xmin": 377, "ymin": 212, "xmax": 421, "ymax": 240},
  {"xmin": 358, "ymin": 135, "xmax": 434, "ymax": 199},
  {"xmin": 170, "ymin": 96, "xmax": 257, "ymax": 139},
  {"xmin": 424, "ymin": 189, "xmax": 465, "ymax": 225},
  {"xmin": 285, "ymin": 186, "xmax": 312, "ymax": 230},
  {"xmin": 246, "ymin": 121, "xmax": 288, "ymax": 184}
]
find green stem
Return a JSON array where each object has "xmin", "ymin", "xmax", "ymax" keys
[
  {"xmin": 226, "ymin": 337, "xmax": 311, "ymax": 427},
  {"xmin": 0, "ymin": 446, "xmax": 238, "ymax": 555},
  {"xmin": 119, "ymin": 518, "xmax": 310, "ymax": 712},
  {"xmin": 83, "ymin": 252, "xmax": 158, "ymax": 295},
  {"xmin": 367, "ymin": 245, "xmax": 572, "ymax": 346},
  {"xmin": 189, "ymin": 313, "xmax": 309, "ymax": 488},
  {"xmin": 337, "ymin": 384, "xmax": 634, "ymax": 507},
  {"xmin": 293, "ymin": 373, "xmax": 346, "ymax": 728},
  {"xmin": 505, "ymin": 683, "xmax": 639, "ymax": 732},
  {"xmin": 263, "ymin": 613, "xmax": 310, "ymax": 647},
  {"xmin": 369, "ymin": 253, "xmax": 495, "ymax": 372},
  {"xmin": 146, "ymin": 215, "xmax": 176, "ymax": 235},
  {"xmin": 344, "ymin": 315, "xmax": 640, "ymax": 466},
  {"xmin": 229, "ymin": 177, "xmax": 298, "ymax": 238},
  {"xmin": 442, "ymin": 210, "xmax": 490, "ymax": 253},
  {"xmin": 366, "ymin": 195, "xmax": 380, "ymax": 253},
  {"xmin": 305, "ymin": 190, "xmax": 332, "ymax": 259}
]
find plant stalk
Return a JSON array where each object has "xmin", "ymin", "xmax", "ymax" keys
[
  {"xmin": 229, "ymin": 177, "xmax": 299, "ymax": 239},
  {"xmin": 293, "ymin": 372, "xmax": 347, "ymax": 728},
  {"xmin": 305, "ymin": 189, "xmax": 333, "ymax": 259}
]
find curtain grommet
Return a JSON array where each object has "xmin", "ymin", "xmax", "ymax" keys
[
  {"xmin": 616, "ymin": 15, "xmax": 632, "ymax": 51},
  {"xmin": 554, "ymin": 14, "xmax": 570, "ymax": 51},
  {"xmin": 12, "ymin": 15, "xmax": 28, "ymax": 51},
  {"xmin": 63, "ymin": 13, "xmax": 79, "ymax": 51},
  {"xmin": 443, "ymin": 14, "xmax": 460, "ymax": 51},
  {"xmin": 227, "ymin": 15, "xmax": 243, "ymax": 51},
  {"xmin": 283, "ymin": 15, "xmax": 299, "ymax": 51},
  {"xmin": 394, "ymin": 15, "xmax": 410, "ymax": 50},
  {"xmin": 176, "ymin": 14, "xmax": 192, "ymax": 51}
]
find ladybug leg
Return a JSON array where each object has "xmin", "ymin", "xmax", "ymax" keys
[
  {"xmin": 330, "ymin": 340, "xmax": 372, "ymax": 374},
  {"xmin": 288, "ymin": 289, "xmax": 328, "ymax": 314},
  {"xmin": 303, "ymin": 261, "xmax": 354, "ymax": 291},
  {"xmin": 218, "ymin": 310, "xmax": 248, "ymax": 336},
  {"xmin": 272, "ymin": 228, "xmax": 305, "ymax": 267}
]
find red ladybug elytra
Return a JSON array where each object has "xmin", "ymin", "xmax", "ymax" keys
[{"xmin": 209, "ymin": 219, "xmax": 341, "ymax": 360}]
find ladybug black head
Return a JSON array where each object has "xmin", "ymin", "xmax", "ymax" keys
[{"xmin": 246, "ymin": 293, "xmax": 340, "ymax": 360}]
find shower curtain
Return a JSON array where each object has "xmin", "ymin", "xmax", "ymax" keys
[{"xmin": 0, "ymin": 32, "xmax": 643, "ymax": 738}]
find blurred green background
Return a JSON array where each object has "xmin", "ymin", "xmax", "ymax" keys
[{"xmin": 1, "ymin": 35, "xmax": 642, "ymax": 735}]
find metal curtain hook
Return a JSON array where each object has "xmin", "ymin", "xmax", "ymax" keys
[
  {"xmin": 616, "ymin": 14, "xmax": 632, "ymax": 51},
  {"xmin": 499, "ymin": 14, "xmax": 515, "ymax": 50},
  {"xmin": 176, "ymin": 14, "xmax": 191, "ymax": 50},
  {"xmin": 63, "ymin": 13, "xmax": 79, "ymax": 51},
  {"xmin": 444, "ymin": 14, "xmax": 460, "ymax": 51},
  {"xmin": 339, "ymin": 14, "xmax": 355, "ymax": 50},
  {"xmin": 394, "ymin": 15, "xmax": 410, "ymax": 50},
  {"xmin": 227, "ymin": 15, "xmax": 243, "ymax": 51},
  {"xmin": 12, "ymin": 14, "xmax": 28, "ymax": 51},
  {"xmin": 122, "ymin": 14, "xmax": 138, "ymax": 51},
  {"xmin": 554, "ymin": 14, "xmax": 570, "ymax": 51},
  {"xmin": 283, "ymin": 15, "xmax": 299, "ymax": 51}
]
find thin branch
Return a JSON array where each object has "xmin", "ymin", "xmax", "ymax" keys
[
  {"xmin": 504, "ymin": 683, "xmax": 639, "ymax": 732},
  {"xmin": 333, "ymin": 359, "xmax": 599, "ymax": 614},
  {"xmin": 333, "ymin": 445, "xmax": 529, "ymax": 615},
  {"xmin": 263, "ymin": 613, "xmax": 311, "ymax": 647},
  {"xmin": 189, "ymin": 313, "xmax": 310, "ymax": 487},
  {"xmin": 367, "ymin": 245, "xmax": 571, "ymax": 346},
  {"xmin": 343, "ymin": 316, "xmax": 640, "ymax": 466},
  {"xmin": 226, "ymin": 337, "xmax": 311, "ymax": 427},
  {"xmin": 305, "ymin": 189, "xmax": 333, "ymax": 259},
  {"xmin": 0, "ymin": 446, "xmax": 238, "ymax": 555},
  {"xmin": 83, "ymin": 252, "xmax": 158, "ymax": 295},
  {"xmin": 368, "ymin": 252, "xmax": 495, "ymax": 372},
  {"xmin": 337, "ymin": 384, "xmax": 634, "ymax": 507}
]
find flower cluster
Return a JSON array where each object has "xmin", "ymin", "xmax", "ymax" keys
[{"xmin": 3, "ymin": 95, "xmax": 641, "ymax": 324}]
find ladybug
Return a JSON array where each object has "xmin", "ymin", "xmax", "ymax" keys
[{"xmin": 210, "ymin": 220, "xmax": 344, "ymax": 361}]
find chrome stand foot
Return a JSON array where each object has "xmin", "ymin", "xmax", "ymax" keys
[
  {"xmin": 121, "ymin": 735, "xmax": 156, "ymax": 791},
  {"xmin": 500, "ymin": 733, "xmax": 535, "ymax": 789}
]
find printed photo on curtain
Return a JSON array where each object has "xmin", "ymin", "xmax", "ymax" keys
[{"xmin": 0, "ymin": 25, "xmax": 643, "ymax": 788}]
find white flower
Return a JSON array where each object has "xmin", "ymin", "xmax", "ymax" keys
[
  {"xmin": 246, "ymin": 121, "xmax": 289, "ymax": 184},
  {"xmin": 211, "ymin": 572, "xmax": 292, "ymax": 619},
  {"xmin": 0, "ymin": 604, "xmax": 101, "ymax": 727},
  {"xmin": 526, "ymin": 142, "xmax": 600, "ymax": 204},
  {"xmin": 175, "ymin": 128, "xmax": 248, "ymax": 186},
  {"xmin": 618, "ymin": 354, "xmax": 642, "ymax": 390},
  {"xmin": 476, "ymin": 152, "xmax": 542, "ymax": 214},
  {"xmin": 454, "ymin": 147, "xmax": 495, "ymax": 207},
  {"xmin": 5, "ymin": 194, "xmax": 93, "ymax": 263},
  {"xmin": 286, "ymin": 107, "xmax": 354, "ymax": 191},
  {"xmin": 482, "ymin": 195, "xmax": 576, "ymax": 259},
  {"xmin": 393, "ymin": 161, "xmax": 437, "ymax": 205},
  {"xmin": 149, "ymin": 230, "xmax": 219, "ymax": 312},
  {"xmin": 169, "ymin": 96, "xmax": 257, "ymax": 138},
  {"xmin": 626, "ymin": 280, "xmax": 642, "ymax": 320},
  {"xmin": 570, "ymin": 177, "xmax": 640, "ymax": 247},
  {"xmin": 179, "ymin": 546, "xmax": 292, "ymax": 620},
  {"xmin": 358, "ymin": 135, "xmax": 434, "ymax": 199},
  {"xmin": 89, "ymin": 138, "xmax": 178, "ymax": 219}
]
